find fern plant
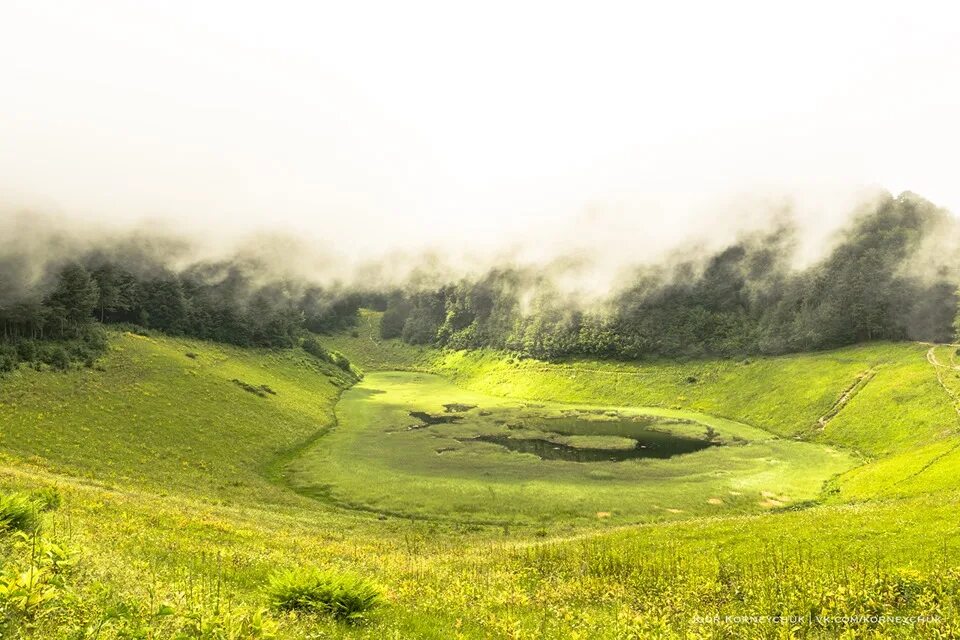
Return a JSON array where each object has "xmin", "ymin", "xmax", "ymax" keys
[{"xmin": 266, "ymin": 568, "xmax": 384, "ymax": 622}]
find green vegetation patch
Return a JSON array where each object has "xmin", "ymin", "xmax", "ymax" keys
[
  {"xmin": 267, "ymin": 568, "xmax": 385, "ymax": 622},
  {"xmin": 285, "ymin": 371, "xmax": 855, "ymax": 525}
]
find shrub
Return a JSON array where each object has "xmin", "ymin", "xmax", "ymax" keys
[
  {"xmin": 178, "ymin": 607, "xmax": 278, "ymax": 639},
  {"xmin": 30, "ymin": 487, "xmax": 61, "ymax": 512},
  {"xmin": 401, "ymin": 311, "xmax": 438, "ymax": 345},
  {"xmin": 0, "ymin": 346, "xmax": 17, "ymax": 373},
  {"xmin": 302, "ymin": 338, "xmax": 358, "ymax": 377},
  {"xmin": 0, "ymin": 494, "xmax": 41, "ymax": 533},
  {"xmin": 232, "ymin": 379, "xmax": 270, "ymax": 398},
  {"xmin": 15, "ymin": 340, "xmax": 37, "ymax": 362},
  {"xmin": 326, "ymin": 350, "xmax": 353, "ymax": 374},
  {"xmin": 0, "ymin": 533, "xmax": 73, "ymax": 622},
  {"xmin": 380, "ymin": 301, "xmax": 412, "ymax": 339},
  {"xmin": 81, "ymin": 325, "xmax": 108, "ymax": 352},
  {"xmin": 301, "ymin": 336, "xmax": 326, "ymax": 359},
  {"xmin": 42, "ymin": 346, "xmax": 70, "ymax": 371},
  {"xmin": 266, "ymin": 569, "xmax": 384, "ymax": 622}
]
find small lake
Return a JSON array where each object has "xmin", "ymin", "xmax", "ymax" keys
[{"xmin": 458, "ymin": 429, "xmax": 717, "ymax": 462}]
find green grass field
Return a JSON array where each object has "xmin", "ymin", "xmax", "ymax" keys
[{"xmin": 2, "ymin": 315, "xmax": 960, "ymax": 637}]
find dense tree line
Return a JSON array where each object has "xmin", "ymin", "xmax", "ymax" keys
[
  {"xmin": 380, "ymin": 192, "xmax": 959, "ymax": 359},
  {"xmin": 0, "ymin": 260, "xmax": 105, "ymax": 371},
  {"xmin": 0, "ymin": 251, "xmax": 362, "ymax": 371},
  {"xmin": 87, "ymin": 262, "xmax": 360, "ymax": 348},
  {"xmin": 2, "ymin": 191, "xmax": 958, "ymax": 370}
]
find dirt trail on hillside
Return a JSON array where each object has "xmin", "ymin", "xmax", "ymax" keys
[
  {"xmin": 925, "ymin": 345, "xmax": 960, "ymax": 417},
  {"xmin": 815, "ymin": 367, "xmax": 879, "ymax": 431},
  {"xmin": 874, "ymin": 345, "xmax": 960, "ymax": 491}
]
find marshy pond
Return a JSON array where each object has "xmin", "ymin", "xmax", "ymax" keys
[
  {"xmin": 458, "ymin": 427, "xmax": 717, "ymax": 462},
  {"xmin": 283, "ymin": 370, "xmax": 856, "ymax": 525}
]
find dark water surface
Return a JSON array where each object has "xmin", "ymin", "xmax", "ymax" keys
[{"xmin": 458, "ymin": 429, "xmax": 717, "ymax": 462}]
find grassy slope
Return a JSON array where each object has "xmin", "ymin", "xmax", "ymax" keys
[
  {"xmin": 430, "ymin": 343, "xmax": 933, "ymax": 443},
  {"xmin": 0, "ymin": 330, "xmax": 354, "ymax": 505},
  {"xmin": 835, "ymin": 344, "xmax": 960, "ymax": 499},
  {"xmin": 0, "ymin": 316, "xmax": 957, "ymax": 637},
  {"xmin": 329, "ymin": 311, "xmax": 433, "ymax": 372}
]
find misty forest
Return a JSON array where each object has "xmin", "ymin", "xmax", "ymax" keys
[
  {"xmin": 3, "ymin": 192, "xmax": 955, "ymax": 370},
  {"xmin": 2, "ymin": 190, "xmax": 960, "ymax": 638},
  {"xmin": 7, "ymin": 3, "xmax": 960, "ymax": 638}
]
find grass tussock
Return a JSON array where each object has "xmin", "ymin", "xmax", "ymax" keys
[
  {"xmin": 266, "ymin": 569, "xmax": 385, "ymax": 622},
  {"xmin": 232, "ymin": 378, "xmax": 277, "ymax": 397},
  {"xmin": 0, "ymin": 494, "xmax": 41, "ymax": 533}
]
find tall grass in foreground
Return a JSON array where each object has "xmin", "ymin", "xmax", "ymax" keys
[
  {"xmin": 266, "ymin": 569, "xmax": 385, "ymax": 622},
  {"xmin": 498, "ymin": 537, "xmax": 960, "ymax": 638},
  {"xmin": 0, "ymin": 493, "xmax": 41, "ymax": 533}
]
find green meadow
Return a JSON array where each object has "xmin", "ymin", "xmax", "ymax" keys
[
  {"xmin": 2, "ymin": 313, "xmax": 960, "ymax": 637},
  {"xmin": 286, "ymin": 370, "xmax": 853, "ymax": 526}
]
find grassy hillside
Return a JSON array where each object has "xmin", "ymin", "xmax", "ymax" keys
[
  {"xmin": 0, "ymin": 320, "xmax": 959, "ymax": 637},
  {"xmin": 326, "ymin": 310, "xmax": 433, "ymax": 372},
  {"xmin": 0, "ymin": 330, "xmax": 355, "ymax": 504}
]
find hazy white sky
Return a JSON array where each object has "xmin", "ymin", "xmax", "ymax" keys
[{"xmin": 1, "ymin": 1, "xmax": 959, "ymax": 260}]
